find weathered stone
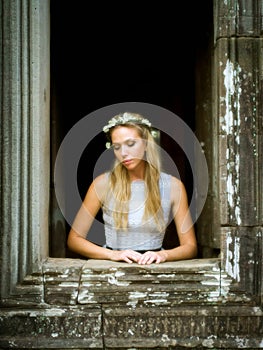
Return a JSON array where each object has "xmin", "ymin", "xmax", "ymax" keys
[
  {"xmin": 0, "ymin": 307, "xmax": 103, "ymax": 348},
  {"xmin": 43, "ymin": 258, "xmax": 86, "ymax": 305},
  {"xmin": 78, "ymin": 259, "xmax": 222, "ymax": 306},
  {"xmin": 221, "ymin": 227, "xmax": 262, "ymax": 298},
  {"xmin": 103, "ymin": 305, "xmax": 263, "ymax": 349},
  {"xmin": 214, "ymin": 1, "xmax": 263, "ymax": 38},
  {"xmin": 0, "ymin": 0, "xmax": 262, "ymax": 349}
]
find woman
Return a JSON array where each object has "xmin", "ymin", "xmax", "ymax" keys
[{"xmin": 67, "ymin": 112, "xmax": 197, "ymax": 264}]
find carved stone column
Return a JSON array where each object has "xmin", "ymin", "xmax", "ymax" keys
[
  {"xmin": 196, "ymin": 0, "xmax": 263, "ymax": 303},
  {"xmin": 0, "ymin": 0, "xmax": 50, "ymax": 301},
  {"xmin": 214, "ymin": 0, "xmax": 263, "ymax": 302}
]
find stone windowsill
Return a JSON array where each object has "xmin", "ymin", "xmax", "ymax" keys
[{"xmin": 42, "ymin": 257, "xmax": 224, "ymax": 306}]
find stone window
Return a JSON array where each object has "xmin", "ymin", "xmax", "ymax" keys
[
  {"xmin": 50, "ymin": 1, "xmax": 218, "ymax": 259},
  {"xmin": 0, "ymin": 3, "xmax": 262, "ymax": 348}
]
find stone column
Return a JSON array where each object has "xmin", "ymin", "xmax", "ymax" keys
[
  {"xmin": 214, "ymin": 0, "xmax": 263, "ymax": 299},
  {"xmin": 0, "ymin": 0, "xmax": 50, "ymax": 301},
  {"xmin": 196, "ymin": 0, "xmax": 262, "ymax": 301}
]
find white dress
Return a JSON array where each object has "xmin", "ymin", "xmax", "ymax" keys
[{"xmin": 102, "ymin": 172, "xmax": 172, "ymax": 251}]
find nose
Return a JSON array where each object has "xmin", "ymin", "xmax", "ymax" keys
[{"xmin": 120, "ymin": 144, "xmax": 129, "ymax": 157}]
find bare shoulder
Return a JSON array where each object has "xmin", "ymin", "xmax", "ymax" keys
[
  {"xmin": 170, "ymin": 175, "xmax": 186, "ymax": 191},
  {"xmin": 92, "ymin": 173, "xmax": 109, "ymax": 201},
  {"xmin": 93, "ymin": 172, "xmax": 108, "ymax": 186},
  {"xmin": 170, "ymin": 176, "xmax": 188, "ymax": 204}
]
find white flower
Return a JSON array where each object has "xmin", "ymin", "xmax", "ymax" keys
[
  {"xmin": 141, "ymin": 118, "xmax": 151, "ymax": 127},
  {"xmin": 103, "ymin": 115, "xmax": 152, "ymax": 133},
  {"xmin": 103, "ymin": 125, "xmax": 111, "ymax": 133}
]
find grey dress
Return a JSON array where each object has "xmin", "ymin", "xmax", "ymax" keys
[{"xmin": 102, "ymin": 172, "xmax": 172, "ymax": 251}]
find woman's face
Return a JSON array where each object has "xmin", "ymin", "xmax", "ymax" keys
[{"xmin": 111, "ymin": 126, "xmax": 146, "ymax": 172}]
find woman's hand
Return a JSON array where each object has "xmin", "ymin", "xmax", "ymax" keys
[
  {"xmin": 109, "ymin": 249, "xmax": 168, "ymax": 264},
  {"xmin": 137, "ymin": 250, "xmax": 168, "ymax": 265},
  {"xmin": 109, "ymin": 249, "xmax": 143, "ymax": 264}
]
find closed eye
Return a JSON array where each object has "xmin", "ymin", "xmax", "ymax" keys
[
  {"xmin": 127, "ymin": 140, "xmax": 136, "ymax": 147},
  {"xmin": 112, "ymin": 144, "xmax": 120, "ymax": 151},
  {"xmin": 112, "ymin": 139, "xmax": 137, "ymax": 151}
]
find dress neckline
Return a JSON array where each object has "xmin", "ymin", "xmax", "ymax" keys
[{"xmin": 131, "ymin": 178, "xmax": 144, "ymax": 183}]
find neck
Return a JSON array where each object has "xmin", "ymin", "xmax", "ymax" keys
[{"xmin": 128, "ymin": 164, "xmax": 145, "ymax": 182}]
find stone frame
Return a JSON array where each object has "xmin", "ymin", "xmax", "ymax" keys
[
  {"xmin": 0, "ymin": 0, "xmax": 50, "ymax": 303},
  {"xmin": 0, "ymin": 0, "xmax": 262, "ymax": 348}
]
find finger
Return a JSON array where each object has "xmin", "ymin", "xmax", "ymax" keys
[
  {"xmin": 125, "ymin": 250, "xmax": 142, "ymax": 259},
  {"xmin": 155, "ymin": 256, "xmax": 161, "ymax": 263},
  {"xmin": 138, "ymin": 255, "xmax": 151, "ymax": 265},
  {"xmin": 153, "ymin": 252, "xmax": 164, "ymax": 263},
  {"xmin": 128, "ymin": 252, "xmax": 142, "ymax": 262},
  {"xmin": 123, "ymin": 252, "xmax": 142, "ymax": 263},
  {"xmin": 133, "ymin": 251, "xmax": 143, "ymax": 258},
  {"xmin": 119, "ymin": 252, "xmax": 133, "ymax": 263},
  {"xmin": 131, "ymin": 254, "xmax": 142, "ymax": 263},
  {"xmin": 146, "ymin": 256, "xmax": 155, "ymax": 264},
  {"xmin": 123, "ymin": 256, "xmax": 133, "ymax": 264},
  {"xmin": 137, "ymin": 255, "xmax": 145, "ymax": 264}
]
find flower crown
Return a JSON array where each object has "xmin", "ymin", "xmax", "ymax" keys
[{"xmin": 103, "ymin": 113, "xmax": 152, "ymax": 134}]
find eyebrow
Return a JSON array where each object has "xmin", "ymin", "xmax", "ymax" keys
[{"xmin": 111, "ymin": 138, "xmax": 137, "ymax": 145}]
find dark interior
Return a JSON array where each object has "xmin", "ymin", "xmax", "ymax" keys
[{"xmin": 50, "ymin": 1, "xmax": 213, "ymax": 257}]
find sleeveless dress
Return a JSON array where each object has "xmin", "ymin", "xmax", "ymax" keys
[{"xmin": 102, "ymin": 172, "xmax": 172, "ymax": 251}]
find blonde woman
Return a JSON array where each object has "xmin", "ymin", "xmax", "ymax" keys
[{"xmin": 67, "ymin": 112, "xmax": 197, "ymax": 264}]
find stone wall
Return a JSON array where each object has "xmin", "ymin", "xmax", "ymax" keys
[
  {"xmin": 1, "ymin": 258, "xmax": 262, "ymax": 349},
  {"xmin": 0, "ymin": 0, "xmax": 262, "ymax": 349}
]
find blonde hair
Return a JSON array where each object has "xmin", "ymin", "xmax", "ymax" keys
[{"xmin": 103, "ymin": 112, "xmax": 165, "ymax": 231}]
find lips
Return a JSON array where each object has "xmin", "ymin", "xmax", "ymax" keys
[{"xmin": 122, "ymin": 159, "xmax": 133, "ymax": 165}]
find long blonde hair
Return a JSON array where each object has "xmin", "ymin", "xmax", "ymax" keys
[{"xmin": 103, "ymin": 112, "xmax": 165, "ymax": 231}]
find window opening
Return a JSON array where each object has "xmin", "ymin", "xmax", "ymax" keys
[{"xmin": 50, "ymin": 0, "xmax": 214, "ymax": 258}]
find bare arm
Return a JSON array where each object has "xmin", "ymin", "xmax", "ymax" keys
[
  {"xmin": 67, "ymin": 174, "xmax": 113, "ymax": 259},
  {"xmin": 164, "ymin": 177, "xmax": 197, "ymax": 260},
  {"xmin": 67, "ymin": 174, "xmax": 143, "ymax": 263}
]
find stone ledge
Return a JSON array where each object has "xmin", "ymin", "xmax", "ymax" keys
[
  {"xmin": 103, "ymin": 305, "xmax": 263, "ymax": 349},
  {"xmin": 43, "ymin": 258, "xmax": 223, "ymax": 306},
  {"xmin": 1, "ymin": 258, "xmax": 256, "ymax": 307},
  {"xmin": 1, "ymin": 258, "xmax": 262, "ymax": 349},
  {"xmin": 0, "ymin": 305, "xmax": 262, "ymax": 349},
  {"xmin": 42, "ymin": 258, "xmax": 255, "ymax": 307},
  {"xmin": 0, "ymin": 306, "xmax": 102, "ymax": 349}
]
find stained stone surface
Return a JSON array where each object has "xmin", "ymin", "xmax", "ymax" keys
[{"xmin": 1, "ymin": 258, "xmax": 262, "ymax": 349}]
